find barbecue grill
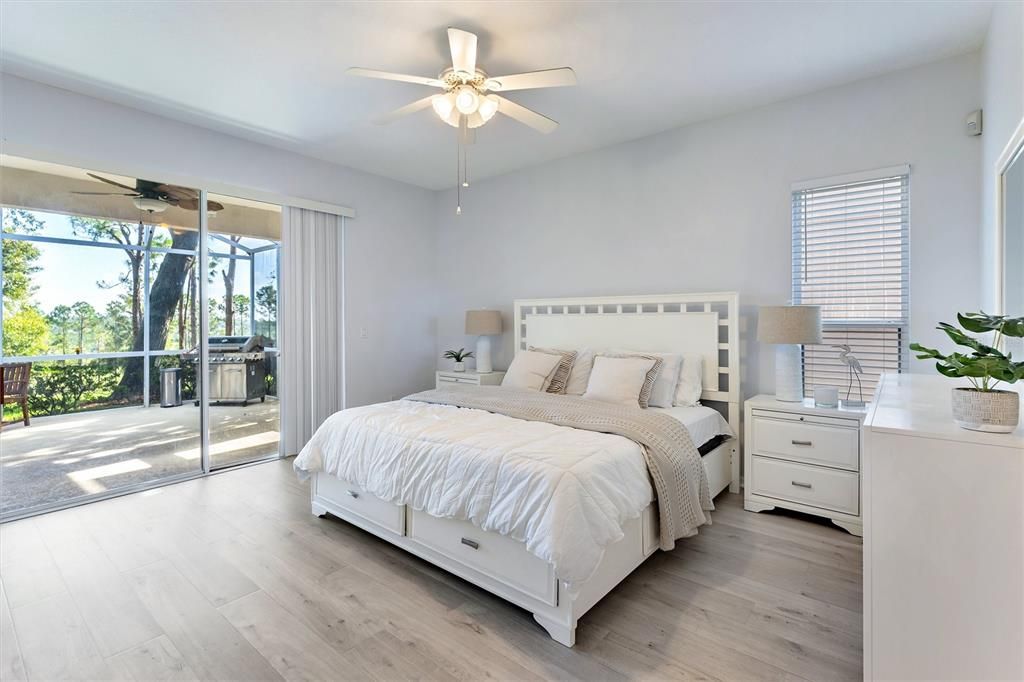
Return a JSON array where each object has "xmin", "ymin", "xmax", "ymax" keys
[{"xmin": 204, "ymin": 335, "xmax": 266, "ymax": 405}]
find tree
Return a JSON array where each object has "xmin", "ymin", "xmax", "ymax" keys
[
  {"xmin": 1, "ymin": 208, "xmax": 43, "ymax": 310},
  {"xmin": 104, "ymin": 296, "xmax": 134, "ymax": 351},
  {"xmin": 47, "ymin": 305, "xmax": 74, "ymax": 354},
  {"xmin": 116, "ymin": 229, "xmax": 197, "ymax": 394},
  {"xmin": 2, "ymin": 307, "xmax": 49, "ymax": 357},
  {"xmin": 217, "ymin": 236, "xmax": 242, "ymax": 334},
  {"xmin": 255, "ymin": 284, "xmax": 276, "ymax": 320},
  {"xmin": 69, "ymin": 218, "xmax": 169, "ymax": 341},
  {"xmin": 232, "ymin": 294, "xmax": 250, "ymax": 336},
  {"xmin": 70, "ymin": 301, "xmax": 99, "ymax": 353}
]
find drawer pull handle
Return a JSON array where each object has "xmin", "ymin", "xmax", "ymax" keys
[
  {"xmin": 460, "ymin": 537, "xmax": 479, "ymax": 550},
  {"xmin": 791, "ymin": 481, "xmax": 813, "ymax": 489},
  {"xmin": 346, "ymin": 490, "xmax": 360, "ymax": 499},
  {"xmin": 791, "ymin": 439, "xmax": 813, "ymax": 446}
]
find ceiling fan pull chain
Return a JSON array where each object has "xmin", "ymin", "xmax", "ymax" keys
[{"xmin": 456, "ymin": 128, "xmax": 462, "ymax": 215}]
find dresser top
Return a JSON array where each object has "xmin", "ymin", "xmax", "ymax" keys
[{"xmin": 864, "ymin": 373, "xmax": 1024, "ymax": 448}]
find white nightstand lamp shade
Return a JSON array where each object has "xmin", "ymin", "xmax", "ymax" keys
[
  {"xmin": 465, "ymin": 310, "xmax": 503, "ymax": 374},
  {"xmin": 758, "ymin": 305, "xmax": 822, "ymax": 402}
]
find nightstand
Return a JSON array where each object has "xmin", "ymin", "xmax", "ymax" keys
[
  {"xmin": 435, "ymin": 370, "xmax": 505, "ymax": 388},
  {"xmin": 744, "ymin": 394, "xmax": 867, "ymax": 536}
]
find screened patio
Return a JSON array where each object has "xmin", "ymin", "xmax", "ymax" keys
[{"xmin": 0, "ymin": 398, "xmax": 280, "ymax": 517}]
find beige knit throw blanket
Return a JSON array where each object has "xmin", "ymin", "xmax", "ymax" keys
[{"xmin": 405, "ymin": 385, "xmax": 714, "ymax": 549}]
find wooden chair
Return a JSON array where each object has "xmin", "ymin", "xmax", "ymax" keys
[{"xmin": 0, "ymin": 362, "xmax": 32, "ymax": 430}]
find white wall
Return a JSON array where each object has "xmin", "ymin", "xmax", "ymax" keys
[
  {"xmin": 980, "ymin": 1, "xmax": 1024, "ymax": 310},
  {"xmin": 0, "ymin": 74, "xmax": 438, "ymax": 407},
  {"xmin": 434, "ymin": 54, "xmax": 983, "ymax": 399}
]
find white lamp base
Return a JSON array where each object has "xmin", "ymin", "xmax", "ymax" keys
[
  {"xmin": 775, "ymin": 344, "xmax": 804, "ymax": 402},
  {"xmin": 476, "ymin": 335, "xmax": 493, "ymax": 373}
]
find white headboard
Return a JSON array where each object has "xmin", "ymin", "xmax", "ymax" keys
[{"xmin": 513, "ymin": 292, "xmax": 741, "ymax": 490}]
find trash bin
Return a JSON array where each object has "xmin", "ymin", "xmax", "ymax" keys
[{"xmin": 159, "ymin": 367, "xmax": 182, "ymax": 408}]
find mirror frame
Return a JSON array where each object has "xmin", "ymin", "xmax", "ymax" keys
[{"xmin": 995, "ymin": 116, "xmax": 1024, "ymax": 315}]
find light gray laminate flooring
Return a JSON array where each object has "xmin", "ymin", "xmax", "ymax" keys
[{"xmin": 0, "ymin": 458, "xmax": 862, "ymax": 681}]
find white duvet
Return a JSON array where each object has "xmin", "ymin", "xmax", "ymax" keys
[{"xmin": 294, "ymin": 400, "xmax": 727, "ymax": 590}]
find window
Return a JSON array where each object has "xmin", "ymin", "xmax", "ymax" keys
[{"xmin": 792, "ymin": 166, "xmax": 909, "ymax": 397}]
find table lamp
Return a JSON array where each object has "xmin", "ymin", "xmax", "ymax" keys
[
  {"xmin": 758, "ymin": 305, "xmax": 822, "ymax": 402},
  {"xmin": 465, "ymin": 310, "xmax": 502, "ymax": 374}
]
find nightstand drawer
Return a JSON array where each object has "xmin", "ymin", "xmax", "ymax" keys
[
  {"xmin": 437, "ymin": 375, "xmax": 479, "ymax": 385},
  {"xmin": 750, "ymin": 456, "xmax": 859, "ymax": 515},
  {"xmin": 751, "ymin": 416, "xmax": 859, "ymax": 471}
]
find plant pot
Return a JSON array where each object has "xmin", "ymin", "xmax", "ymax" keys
[
  {"xmin": 951, "ymin": 388, "xmax": 1020, "ymax": 433},
  {"xmin": 453, "ymin": 362, "xmax": 465, "ymax": 373}
]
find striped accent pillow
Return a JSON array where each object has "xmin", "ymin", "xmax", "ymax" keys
[
  {"xmin": 528, "ymin": 346, "xmax": 578, "ymax": 394},
  {"xmin": 596, "ymin": 352, "xmax": 664, "ymax": 408}
]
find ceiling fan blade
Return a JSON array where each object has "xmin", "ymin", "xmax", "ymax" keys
[
  {"xmin": 86, "ymin": 172, "xmax": 138, "ymax": 192},
  {"xmin": 176, "ymin": 198, "xmax": 225, "ymax": 212},
  {"xmin": 372, "ymin": 95, "xmax": 436, "ymax": 125},
  {"xmin": 346, "ymin": 67, "xmax": 443, "ymax": 88},
  {"xmin": 447, "ymin": 28, "xmax": 477, "ymax": 76},
  {"xmin": 70, "ymin": 191, "xmax": 138, "ymax": 196},
  {"xmin": 494, "ymin": 96, "xmax": 558, "ymax": 134},
  {"xmin": 487, "ymin": 67, "xmax": 577, "ymax": 92},
  {"xmin": 155, "ymin": 184, "xmax": 198, "ymax": 201}
]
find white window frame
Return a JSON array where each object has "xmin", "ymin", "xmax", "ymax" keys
[{"xmin": 791, "ymin": 165, "xmax": 911, "ymax": 396}]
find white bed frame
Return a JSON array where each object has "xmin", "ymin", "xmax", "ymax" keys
[{"xmin": 311, "ymin": 292, "xmax": 741, "ymax": 647}]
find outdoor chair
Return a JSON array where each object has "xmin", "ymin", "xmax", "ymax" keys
[{"xmin": 0, "ymin": 362, "xmax": 32, "ymax": 430}]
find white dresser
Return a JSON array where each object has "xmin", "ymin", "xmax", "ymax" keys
[
  {"xmin": 863, "ymin": 373, "xmax": 1023, "ymax": 681},
  {"xmin": 744, "ymin": 395, "xmax": 867, "ymax": 536},
  {"xmin": 435, "ymin": 370, "xmax": 505, "ymax": 388}
]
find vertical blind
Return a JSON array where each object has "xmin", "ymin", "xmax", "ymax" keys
[{"xmin": 792, "ymin": 169, "xmax": 910, "ymax": 397}]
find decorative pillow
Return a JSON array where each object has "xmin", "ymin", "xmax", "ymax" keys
[
  {"xmin": 583, "ymin": 354, "xmax": 663, "ymax": 408},
  {"xmin": 673, "ymin": 353, "xmax": 704, "ymax": 406},
  {"xmin": 597, "ymin": 352, "xmax": 664, "ymax": 408},
  {"xmin": 565, "ymin": 348, "xmax": 595, "ymax": 396},
  {"xmin": 501, "ymin": 350, "xmax": 562, "ymax": 392},
  {"xmin": 623, "ymin": 351, "xmax": 683, "ymax": 409},
  {"xmin": 528, "ymin": 346, "xmax": 578, "ymax": 394}
]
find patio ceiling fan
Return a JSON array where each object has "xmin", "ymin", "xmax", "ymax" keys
[
  {"xmin": 72, "ymin": 173, "xmax": 225, "ymax": 213},
  {"xmin": 349, "ymin": 27, "xmax": 576, "ymax": 134}
]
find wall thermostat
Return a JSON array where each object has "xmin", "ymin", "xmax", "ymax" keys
[{"xmin": 966, "ymin": 109, "xmax": 983, "ymax": 136}]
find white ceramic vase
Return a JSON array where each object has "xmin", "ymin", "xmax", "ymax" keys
[{"xmin": 453, "ymin": 361, "xmax": 465, "ymax": 373}]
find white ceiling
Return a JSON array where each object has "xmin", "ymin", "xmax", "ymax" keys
[{"xmin": 0, "ymin": 1, "xmax": 993, "ymax": 190}]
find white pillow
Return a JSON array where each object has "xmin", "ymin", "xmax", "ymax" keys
[
  {"xmin": 610, "ymin": 349, "xmax": 682, "ymax": 409},
  {"xmin": 565, "ymin": 348, "xmax": 595, "ymax": 395},
  {"xmin": 582, "ymin": 355, "xmax": 658, "ymax": 407},
  {"xmin": 501, "ymin": 350, "xmax": 562, "ymax": 391},
  {"xmin": 673, "ymin": 353, "xmax": 704, "ymax": 406}
]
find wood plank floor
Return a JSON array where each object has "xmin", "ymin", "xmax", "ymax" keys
[{"xmin": 0, "ymin": 458, "xmax": 862, "ymax": 681}]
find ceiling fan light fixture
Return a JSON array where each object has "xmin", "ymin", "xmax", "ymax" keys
[
  {"xmin": 454, "ymin": 85, "xmax": 479, "ymax": 115},
  {"xmin": 133, "ymin": 196, "xmax": 169, "ymax": 213},
  {"xmin": 478, "ymin": 95, "xmax": 499, "ymax": 123},
  {"xmin": 432, "ymin": 93, "xmax": 455, "ymax": 120}
]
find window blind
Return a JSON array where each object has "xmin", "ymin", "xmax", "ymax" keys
[{"xmin": 792, "ymin": 171, "xmax": 909, "ymax": 397}]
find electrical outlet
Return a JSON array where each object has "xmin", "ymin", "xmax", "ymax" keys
[{"xmin": 359, "ymin": 326, "xmax": 368, "ymax": 339}]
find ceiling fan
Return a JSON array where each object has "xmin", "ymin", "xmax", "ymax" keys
[
  {"xmin": 72, "ymin": 173, "xmax": 225, "ymax": 213},
  {"xmin": 348, "ymin": 27, "xmax": 576, "ymax": 135}
]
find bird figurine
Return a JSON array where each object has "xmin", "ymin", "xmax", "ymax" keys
[{"xmin": 834, "ymin": 344, "xmax": 866, "ymax": 406}]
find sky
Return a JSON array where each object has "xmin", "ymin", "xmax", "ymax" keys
[{"xmin": 4, "ymin": 209, "xmax": 265, "ymax": 317}]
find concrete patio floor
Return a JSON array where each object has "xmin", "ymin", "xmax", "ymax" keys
[{"xmin": 0, "ymin": 398, "xmax": 280, "ymax": 517}]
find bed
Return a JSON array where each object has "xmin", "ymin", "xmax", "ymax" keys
[{"xmin": 296, "ymin": 292, "xmax": 741, "ymax": 646}]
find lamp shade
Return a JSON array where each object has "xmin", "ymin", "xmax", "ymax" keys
[
  {"xmin": 465, "ymin": 309, "xmax": 502, "ymax": 335},
  {"xmin": 757, "ymin": 306, "xmax": 822, "ymax": 344}
]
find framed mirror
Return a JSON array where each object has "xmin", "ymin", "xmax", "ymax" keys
[{"xmin": 996, "ymin": 118, "xmax": 1024, "ymax": 356}]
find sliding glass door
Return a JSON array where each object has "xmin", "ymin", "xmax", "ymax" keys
[{"xmin": 0, "ymin": 157, "xmax": 282, "ymax": 520}]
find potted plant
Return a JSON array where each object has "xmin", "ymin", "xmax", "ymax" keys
[
  {"xmin": 910, "ymin": 312, "xmax": 1024, "ymax": 433},
  {"xmin": 443, "ymin": 348, "xmax": 474, "ymax": 373}
]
